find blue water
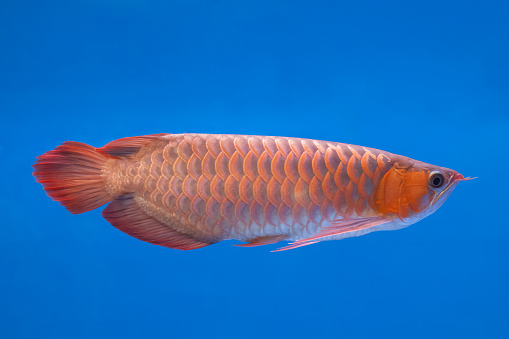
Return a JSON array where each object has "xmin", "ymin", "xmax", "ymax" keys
[{"xmin": 1, "ymin": 1, "xmax": 508, "ymax": 338}]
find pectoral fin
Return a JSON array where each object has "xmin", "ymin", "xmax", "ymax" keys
[{"xmin": 273, "ymin": 216, "xmax": 392, "ymax": 252}]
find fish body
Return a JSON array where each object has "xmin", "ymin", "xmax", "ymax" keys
[{"xmin": 33, "ymin": 133, "xmax": 468, "ymax": 251}]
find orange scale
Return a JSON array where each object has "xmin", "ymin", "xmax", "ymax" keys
[
  {"xmin": 322, "ymin": 172, "xmax": 338, "ymax": 200},
  {"xmin": 239, "ymin": 176, "xmax": 254, "ymax": 205},
  {"xmin": 196, "ymin": 176, "xmax": 211, "ymax": 201},
  {"xmin": 294, "ymin": 178, "xmax": 311, "ymax": 208},
  {"xmin": 206, "ymin": 138, "xmax": 221, "ymax": 158},
  {"xmin": 142, "ymin": 190, "xmax": 152, "ymax": 203},
  {"xmin": 332, "ymin": 190, "xmax": 347, "ymax": 216},
  {"xmin": 235, "ymin": 201, "xmax": 251, "ymax": 227},
  {"xmin": 225, "ymin": 175, "xmax": 240, "ymax": 202},
  {"xmin": 301, "ymin": 139, "xmax": 318, "ymax": 157},
  {"xmin": 150, "ymin": 163, "xmax": 161, "ymax": 178},
  {"xmin": 191, "ymin": 136, "xmax": 208, "ymax": 160},
  {"xmin": 173, "ymin": 158, "xmax": 188, "ymax": 180},
  {"xmin": 182, "ymin": 176, "xmax": 197, "ymax": 200},
  {"xmin": 150, "ymin": 190, "xmax": 163, "ymax": 207},
  {"xmin": 140, "ymin": 155, "xmax": 152, "ymax": 168},
  {"xmin": 234, "ymin": 137, "xmax": 250, "ymax": 157},
  {"xmin": 151, "ymin": 151, "xmax": 164, "ymax": 168},
  {"xmin": 215, "ymin": 153, "xmax": 230, "ymax": 181},
  {"xmin": 324, "ymin": 148, "xmax": 340, "ymax": 174},
  {"xmin": 276, "ymin": 203, "xmax": 293, "ymax": 228},
  {"xmin": 355, "ymin": 198, "xmax": 369, "ymax": 217},
  {"xmin": 307, "ymin": 204, "xmax": 322, "ymax": 224},
  {"xmin": 229, "ymin": 152, "xmax": 244, "ymax": 182},
  {"xmin": 257, "ymin": 152, "xmax": 272, "ymax": 183},
  {"xmin": 267, "ymin": 177, "xmax": 282, "ymax": 207},
  {"xmin": 271, "ymin": 152, "xmax": 286, "ymax": 184},
  {"xmin": 201, "ymin": 153, "xmax": 216, "ymax": 181},
  {"xmin": 346, "ymin": 156, "xmax": 362, "ymax": 184},
  {"xmin": 288, "ymin": 138, "xmax": 304, "ymax": 157},
  {"xmin": 163, "ymin": 144, "xmax": 179, "ymax": 164},
  {"xmin": 336, "ymin": 144, "xmax": 352, "ymax": 164},
  {"xmin": 220, "ymin": 198, "xmax": 236, "ymax": 224},
  {"xmin": 280, "ymin": 178, "xmax": 295, "ymax": 208},
  {"xmin": 137, "ymin": 165, "xmax": 149, "ymax": 180},
  {"xmin": 284, "ymin": 152, "xmax": 300, "ymax": 184},
  {"xmin": 177, "ymin": 141, "xmax": 192, "ymax": 162},
  {"xmin": 218, "ymin": 218, "xmax": 233, "ymax": 236},
  {"xmin": 334, "ymin": 163, "xmax": 350, "ymax": 192},
  {"xmin": 248, "ymin": 137, "xmax": 264, "ymax": 157},
  {"xmin": 177, "ymin": 194, "xmax": 191, "ymax": 214},
  {"xmin": 243, "ymin": 152, "xmax": 259, "ymax": 182},
  {"xmin": 312, "ymin": 152, "xmax": 328, "ymax": 181},
  {"xmin": 377, "ymin": 153, "xmax": 391, "ymax": 171},
  {"xmin": 190, "ymin": 195, "xmax": 206, "ymax": 217},
  {"xmin": 320, "ymin": 199, "xmax": 336, "ymax": 221},
  {"xmin": 168, "ymin": 176, "xmax": 183, "ymax": 197},
  {"xmin": 220, "ymin": 137, "xmax": 235, "ymax": 158},
  {"xmin": 162, "ymin": 192, "xmax": 177, "ymax": 211},
  {"xmin": 357, "ymin": 174, "xmax": 371, "ymax": 201},
  {"xmin": 347, "ymin": 145, "xmax": 364, "ymax": 160},
  {"xmin": 253, "ymin": 177, "xmax": 268, "ymax": 206},
  {"xmin": 309, "ymin": 176, "xmax": 325, "ymax": 206},
  {"xmin": 292, "ymin": 204, "xmax": 308, "ymax": 227},
  {"xmin": 262, "ymin": 137, "xmax": 277, "ymax": 157},
  {"xmin": 161, "ymin": 161, "xmax": 174, "ymax": 180},
  {"xmin": 187, "ymin": 154, "xmax": 202, "ymax": 181},
  {"xmin": 297, "ymin": 152, "xmax": 314, "ymax": 183},
  {"xmin": 186, "ymin": 212, "xmax": 202, "ymax": 230},
  {"xmin": 209, "ymin": 176, "xmax": 224, "ymax": 202},
  {"xmin": 275, "ymin": 138, "xmax": 291, "ymax": 157},
  {"xmin": 345, "ymin": 181, "xmax": 359, "ymax": 208},
  {"xmin": 264, "ymin": 202, "xmax": 279, "ymax": 228},
  {"xmin": 144, "ymin": 176, "xmax": 157, "ymax": 192},
  {"xmin": 133, "ymin": 174, "xmax": 144, "ymax": 190},
  {"xmin": 205, "ymin": 197, "xmax": 221, "ymax": 220},
  {"xmin": 249, "ymin": 201, "xmax": 265, "ymax": 228}
]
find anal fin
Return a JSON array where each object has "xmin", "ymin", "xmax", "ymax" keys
[
  {"xmin": 234, "ymin": 235, "xmax": 287, "ymax": 248},
  {"xmin": 102, "ymin": 194, "xmax": 212, "ymax": 250}
]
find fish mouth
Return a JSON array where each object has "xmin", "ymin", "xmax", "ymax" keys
[{"xmin": 452, "ymin": 173, "xmax": 476, "ymax": 182}]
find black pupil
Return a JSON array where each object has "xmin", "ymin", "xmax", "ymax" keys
[{"xmin": 433, "ymin": 176, "xmax": 442, "ymax": 186}]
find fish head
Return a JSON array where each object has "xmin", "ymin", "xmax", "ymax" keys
[{"xmin": 375, "ymin": 156, "xmax": 471, "ymax": 223}]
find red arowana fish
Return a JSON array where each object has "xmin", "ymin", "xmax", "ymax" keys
[{"xmin": 33, "ymin": 133, "xmax": 470, "ymax": 251}]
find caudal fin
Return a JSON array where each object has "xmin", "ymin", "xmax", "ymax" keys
[{"xmin": 33, "ymin": 141, "xmax": 114, "ymax": 214}]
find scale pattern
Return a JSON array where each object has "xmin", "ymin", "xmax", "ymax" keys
[{"xmin": 111, "ymin": 134, "xmax": 395, "ymax": 242}]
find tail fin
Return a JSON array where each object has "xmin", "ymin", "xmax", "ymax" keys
[{"xmin": 33, "ymin": 141, "xmax": 114, "ymax": 214}]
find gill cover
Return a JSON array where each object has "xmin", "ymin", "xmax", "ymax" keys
[{"xmin": 375, "ymin": 167, "xmax": 430, "ymax": 219}]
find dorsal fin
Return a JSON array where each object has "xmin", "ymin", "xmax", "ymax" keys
[
  {"xmin": 97, "ymin": 133, "xmax": 167, "ymax": 157},
  {"xmin": 102, "ymin": 194, "xmax": 212, "ymax": 250}
]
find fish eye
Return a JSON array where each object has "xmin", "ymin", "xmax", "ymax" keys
[{"xmin": 428, "ymin": 171, "xmax": 445, "ymax": 188}]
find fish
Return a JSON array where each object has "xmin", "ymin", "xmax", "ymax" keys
[{"xmin": 33, "ymin": 133, "xmax": 471, "ymax": 251}]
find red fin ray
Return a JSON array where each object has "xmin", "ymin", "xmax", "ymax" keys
[
  {"xmin": 102, "ymin": 194, "xmax": 212, "ymax": 250},
  {"xmin": 33, "ymin": 141, "xmax": 113, "ymax": 214},
  {"xmin": 98, "ymin": 134, "xmax": 167, "ymax": 157},
  {"xmin": 271, "ymin": 241, "xmax": 319, "ymax": 252}
]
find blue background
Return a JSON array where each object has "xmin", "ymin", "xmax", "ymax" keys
[{"xmin": 1, "ymin": 1, "xmax": 508, "ymax": 338}]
